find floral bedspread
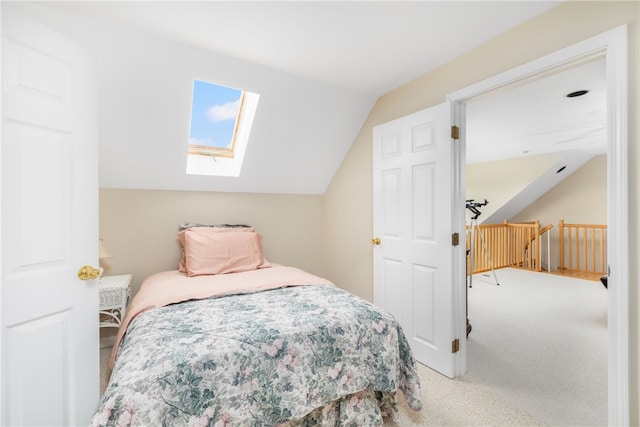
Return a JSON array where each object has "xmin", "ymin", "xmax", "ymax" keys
[{"xmin": 92, "ymin": 285, "xmax": 422, "ymax": 426}]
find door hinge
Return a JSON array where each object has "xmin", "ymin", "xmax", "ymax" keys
[
  {"xmin": 452, "ymin": 232, "xmax": 459, "ymax": 246},
  {"xmin": 452, "ymin": 338, "xmax": 460, "ymax": 354},
  {"xmin": 451, "ymin": 125, "xmax": 460, "ymax": 140}
]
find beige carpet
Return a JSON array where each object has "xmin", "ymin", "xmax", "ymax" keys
[
  {"xmin": 386, "ymin": 362, "xmax": 545, "ymax": 426},
  {"xmin": 464, "ymin": 268, "xmax": 607, "ymax": 426},
  {"xmin": 100, "ymin": 346, "xmax": 111, "ymax": 395}
]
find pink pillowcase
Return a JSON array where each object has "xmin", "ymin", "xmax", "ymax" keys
[
  {"xmin": 178, "ymin": 226, "xmax": 255, "ymax": 273},
  {"xmin": 181, "ymin": 227, "xmax": 271, "ymax": 276}
]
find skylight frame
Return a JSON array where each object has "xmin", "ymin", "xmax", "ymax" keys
[{"xmin": 188, "ymin": 90, "xmax": 248, "ymax": 159}]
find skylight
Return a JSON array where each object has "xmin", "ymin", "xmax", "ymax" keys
[{"xmin": 186, "ymin": 79, "xmax": 259, "ymax": 177}]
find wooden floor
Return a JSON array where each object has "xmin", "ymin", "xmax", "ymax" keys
[
  {"xmin": 473, "ymin": 267, "xmax": 604, "ymax": 282},
  {"xmin": 546, "ymin": 268, "xmax": 603, "ymax": 282}
]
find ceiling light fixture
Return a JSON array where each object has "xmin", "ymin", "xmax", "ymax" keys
[{"xmin": 566, "ymin": 90, "xmax": 589, "ymax": 98}]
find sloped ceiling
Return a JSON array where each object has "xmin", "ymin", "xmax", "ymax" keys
[
  {"xmin": 470, "ymin": 151, "xmax": 597, "ymax": 224},
  {"xmin": 30, "ymin": 1, "xmax": 562, "ymax": 194}
]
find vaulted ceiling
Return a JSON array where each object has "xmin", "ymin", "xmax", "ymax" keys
[{"xmin": 31, "ymin": 1, "xmax": 568, "ymax": 194}]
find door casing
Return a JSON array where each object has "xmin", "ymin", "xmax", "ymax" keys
[{"xmin": 447, "ymin": 26, "xmax": 629, "ymax": 426}]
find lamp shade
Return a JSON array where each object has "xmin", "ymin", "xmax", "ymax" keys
[{"xmin": 99, "ymin": 238, "xmax": 113, "ymax": 259}]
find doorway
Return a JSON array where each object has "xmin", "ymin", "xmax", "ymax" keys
[
  {"xmin": 462, "ymin": 57, "xmax": 608, "ymax": 425},
  {"xmin": 448, "ymin": 26, "xmax": 629, "ymax": 425}
]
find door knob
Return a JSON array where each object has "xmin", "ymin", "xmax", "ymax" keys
[
  {"xmin": 371, "ymin": 237, "xmax": 381, "ymax": 245},
  {"xmin": 78, "ymin": 265, "xmax": 100, "ymax": 280}
]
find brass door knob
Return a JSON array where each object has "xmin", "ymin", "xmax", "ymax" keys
[
  {"xmin": 78, "ymin": 265, "xmax": 100, "ymax": 280},
  {"xmin": 371, "ymin": 237, "xmax": 381, "ymax": 245}
]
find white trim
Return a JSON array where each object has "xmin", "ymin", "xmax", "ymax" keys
[
  {"xmin": 0, "ymin": 3, "xmax": 4, "ymax": 424},
  {"xmin": 604, "ymin": 25, "xmax": 629, "ymax": 427},
  {"xmin": 447, "ymin": 25, "xmax": 629, "ymax": 425},
  {"xmin": 451, "ymin": 102, "xmax": 467, "ymax": 376}
]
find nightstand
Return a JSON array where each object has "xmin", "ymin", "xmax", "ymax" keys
[{"xmin": 99, "ymin": 274, "xmax": 132, "ymax": 329}]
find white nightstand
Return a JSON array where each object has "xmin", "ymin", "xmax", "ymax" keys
[{"xmin": 99, "ymin": 274, "xmax": 132, "ymax": 328}]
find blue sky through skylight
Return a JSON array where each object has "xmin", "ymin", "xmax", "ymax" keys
[{"xmin": 189, "ymin": 80, "xmax": 242, "ymax": 149}]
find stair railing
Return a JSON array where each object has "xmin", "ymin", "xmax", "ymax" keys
[
  {"xmin": 558, "ymin": 220, "xmax": 607, "ymax": 276},
  {"xmin": 466, "ymin": 220, "xmax": 548, "ymax": 274},
  {"xmin": 525, "ymin": 223, "xmax": 554, "ymax": 271}
]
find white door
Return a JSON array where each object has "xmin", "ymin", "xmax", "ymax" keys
[
  {"xmin": 373, "ymin": 103, "xmax": 457, "ymax": 378},
  {"xmin": 1, "ymin": 7, "xmax": 99, "ymax": 426}
]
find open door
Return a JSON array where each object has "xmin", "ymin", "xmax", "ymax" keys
[
  {"xmin": 1, "ymin": 7, "xmax": 99, "ymax": 425},
  {"xmin": 372, "ymin": 102, "xmax": 458, "ymax": 378}
]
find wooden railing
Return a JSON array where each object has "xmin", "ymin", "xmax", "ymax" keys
[
  {"xmin": 558, "ymin": 220, "xmax": 607, "ymax": 276},
  {"xmin": 466, "ymin": 220, "xmax": 552, "ymax": 274}
]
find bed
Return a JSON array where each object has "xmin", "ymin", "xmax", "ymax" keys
[{"xmin": 91, "ymin": 225, "xmax": 422, "ymax": 426}]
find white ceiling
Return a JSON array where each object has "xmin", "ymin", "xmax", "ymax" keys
[
  {"xmin": 46, "ymin": 1, "xmax": 561, "ymax": 96},
  {"xmin": 32, "ymin": 1, "xmax": 602, "ymax": 195},
  {"xmin": 466, "ymin": 57, "xmax": 607, "ymax": 164}
]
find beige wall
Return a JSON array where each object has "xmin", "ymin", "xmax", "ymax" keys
[
  {"xmin": 323, "ymin": 2, "xmax": 639, "ymax": 423},
  {"xmin": 100, "ymin": 189, "xmax": 324, "ymax": 296},
  {"xmin": 512, "ymin": 155, "xmax": 607, "ymax": 271},
  {"xmin": 513, "ymin": 155, "xmax": 607, "ymax": 225},
  {"xmin": 466, "ymin": 155, "xmax": 607, "ymax": 271}
]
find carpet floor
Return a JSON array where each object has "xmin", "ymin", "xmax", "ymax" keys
[{"xmin": 464, "ymin": 268, "xmax": 607, "ymax": 426}]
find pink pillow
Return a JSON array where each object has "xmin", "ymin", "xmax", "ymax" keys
[
  {"xmin": 183, "ymin": 229, "xmax": 271, "ymax": 276},
  {"xmin": 178, "ymin": 226, "xmax": 255, "ymax": 272}
]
